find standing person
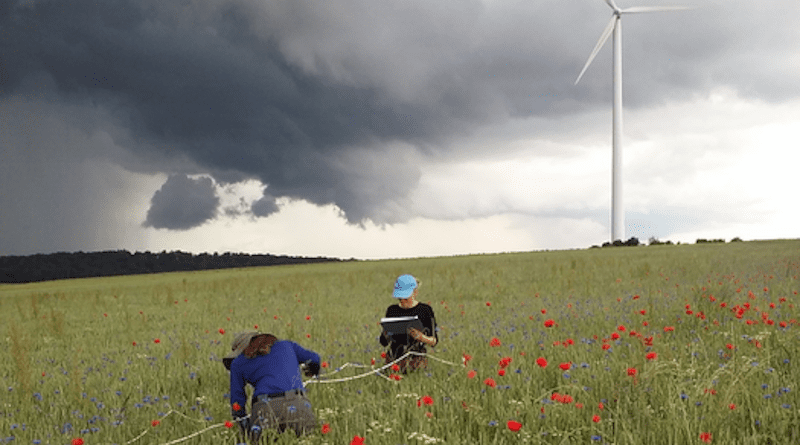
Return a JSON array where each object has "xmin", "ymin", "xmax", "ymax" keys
[
  {"xmin": 223, "ymin": 332, "xmax": 321, "ymax": 442},
  {"xmin": 379, "ymin": 274, "xmax": 438, "ymax": 373}
]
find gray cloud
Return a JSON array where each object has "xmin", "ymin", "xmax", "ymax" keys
[
  {"xmin": 143, "ymin": 175, "xmax": 219, "ymax": 230},
  {"xmin": 251, "ymin": 192, "xmax": 279, "ymax": 218},
  {"xmin": 1, "ymin": 0, "xmax": 799, "ymax": 253}
]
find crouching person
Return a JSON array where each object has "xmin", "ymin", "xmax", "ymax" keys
[{"xmin": 223, "ymin": 332, "xmax": 320, "ymax": 442}]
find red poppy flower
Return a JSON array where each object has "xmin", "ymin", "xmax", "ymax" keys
[
  {"xmin": 664, "ymin": 326, "xmax": 675, "ymax": 332},
  {"xmin": 699, "ymin": 432, "xmax": 712, "ymax": 443},
  {"xmin": 350, "ymin": 435, "xmax": 365, "ymax": 445},
  {"xmin": 154, "ymin": 338, "xmax": 160, "ymax": 344},
  {"xmin": 321, "ymin": 423, "xmax": 331, "ymax": 434},
  {"xmin": 132, "ymin": 341, "xmax": 137, "ymax": 346},
  {"xmin": 224, "ymin": 421, "xmax": 234, "ymax": 428},
  {"xmin": 218, "ymin": 328, "xmax": 225, "ymax": 335},
  {"xmin": 232, "ymin": 402, "xmax": 241, "ymax": 411},
  {"xmin": 321, "ymin": 361, "xmax": 328, "ymax": 368},
  {"xmin": 421, "ymin": 395, "xmax": 434, "ymax": 406},
  {"xmin": 611, "ymin": 332, "xmax": 620, "ymax": 340},
  {"xmin": 602, "ymin": 344, "xmax": 611, "ymax": 350},
  {"xmin": 381, "ymin": 352, "xmax": 387, "ymax": 359},
  {"xmin": 490, "ymin": 337, "xmax": 502, "ymax": 347},
  {"xmin": 390, "ymin": 373, "xmax": 402, "ymax": 381},
  {"xmin": 484, "ymin": 378, "xmax": 496, "ymax": 388},
  {"xmin": 71, "ymin": 439, "xmax": 84, "ymax": 445},
  {"xmin": 507, "ymin": 420, "xmax": 522, "ymax": 432},
  {"xmin": 536, "ymin": 357, "xmax": 548, "ymax": 368},
  {"xmin": 627, "ymin": 368, "xmax": 637, "ymax": 377},
  {"xmin": 392, "ymin": 364, "xmax": 400, "ymax": 372},
  {"xmin": 306, "ymin": 315, "xmax": 311, "ymax": 320},
  {"xmin": 371, "ymin": 357, "xmax": 376, "ymax": 365},
  {"xmin": 497, "ymin": 369, "xmax": 506, "ymax": 376},
  {"xmin": 486, "ymin": 302, "xmax": 492, "ymax": 307},
  {"xmin": 151, "ymin": 419, "xmax": 160, "ymax": 427},
  {"xmin": 541, "ymin": 308, "xmax": 547, "ymax": 314},
  {"xmin": 544, "ymin": 319, "xmax": 555, "ymax": 328},
  {"xmin": 467, "ymin": 370, "xmax": 477, "ymax": 379},
  {"xmin": 592, "ymin": 415, "xmax": 601, "ymax": 423},
  {"xmin": 598, "ymin": 402, "xmax": 604, "ymax": 410},
  {"xmin": 559, "ymin": 362, "xmax": 571, "ymax": 371},
  {"xmin": 729, "ymin": 403, "xmax": 736, "ymax": 410},
  {"xmin": 646, "ymin": 352, "xmax": 657, "ymax": 360},
  {"xmin": 463, "ymin": 353, "xmax": 473, "ymax": 366},
  {"xmin": 499, "ymin": 357, "xmax": 512, "ymax": 368},
  {"xmin": 253, "ymin": 324, "xmax": 258, "ymax": 329}
]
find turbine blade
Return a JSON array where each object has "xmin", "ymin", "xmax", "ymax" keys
[
  {"xmin": 622, "ymin": 6, "xmax": 694, "ymax": 13},
  {"xmin": 575, "ymin": 15, "xmax": 617, "ymax": 85},
  {"xmin": 604, "ymin": 0, "xmax": 621, "ymax": 12}
]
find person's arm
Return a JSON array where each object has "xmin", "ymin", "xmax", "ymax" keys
[
  {"xmin": 409, "ymin": 306, "xmax": 437, "ymax": 347},
  {"xmin": 408, "ymin": 327, "xmax": 437, "ymax": 346},
  {"xmin": 379, "ymin": 306, "xmax": 394, "ymax": 347},
  {"xmin": 229, "ymin": 362, "xmax": 249, "ymax": 432},
  {"xmin": 291, "ymin": 342, "xmax": 321, "ymax": 376}
]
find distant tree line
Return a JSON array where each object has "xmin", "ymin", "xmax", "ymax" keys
[
  {"xmin": 0, "ymin": 250, "xmax": 348, "ymax": 284},
  {"xmin": 592, "ymin": 236, "xmax": 744, "ymax": 249}
]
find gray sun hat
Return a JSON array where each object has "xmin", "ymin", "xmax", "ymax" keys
[{"xmin": 225, "ymin": 331, "xmax": 260, "ymax": 361}]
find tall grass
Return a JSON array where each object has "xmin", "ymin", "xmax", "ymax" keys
[{"xmin": 0, "ymin": 240, "xmax": 798, "ymax": 444}]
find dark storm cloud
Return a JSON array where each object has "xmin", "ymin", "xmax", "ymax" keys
[
  {"xmin": 251, "ymin": 193, "xmax": 279, "ymax": 218},
  {"xmin": 2, "ymin": 0, "xmax": 798, "ymax": 239},
  {"xmin": 143, "ymin": 174, "xmax": 220, "ymax": 230}
]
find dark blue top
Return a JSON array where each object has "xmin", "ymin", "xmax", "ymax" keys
[{"xmin": 229, "ymin": 340, "xmax": 320, "ymax": 418}]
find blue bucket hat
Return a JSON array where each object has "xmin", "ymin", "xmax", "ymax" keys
[{"xmin": 393, "ymin": 274, "xmax": 418, "ymax": 299}]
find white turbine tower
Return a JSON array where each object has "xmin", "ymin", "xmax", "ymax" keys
[{"xmin": 575, "ymin": 0, "xmax": 690, "ymax": 243}]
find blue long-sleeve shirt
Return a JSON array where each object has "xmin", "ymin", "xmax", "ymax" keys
[{"xmin": 229, "ymin": 340, "xmax": 320, "ymax": 418}]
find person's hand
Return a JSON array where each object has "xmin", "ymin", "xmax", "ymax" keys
[
  {"xmin": 304, "ymin": 361, "xmax": 321, "ymax": 377},
  {"xmin": 408, "ymin": 327, "xmax": 423, "ymax": 341}
]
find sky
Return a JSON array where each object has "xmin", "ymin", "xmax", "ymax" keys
[{"xmin": 1, "ymin": 0, "xmax": 799, "ymax": 260}]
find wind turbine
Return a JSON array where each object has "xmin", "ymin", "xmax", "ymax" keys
[{"xmin": 575, "ymin": 0, "xmax": 690, "ymax": 243}]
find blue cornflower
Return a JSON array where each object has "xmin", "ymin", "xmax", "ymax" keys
[
  {"xmin": 488, "ymin": 420, "xmax": 498, "ymax": 426},
  {"xmin": 782, "ymin": 404, "xmax": 792, "ymax": 409},
  {"xmin": 592, "ymin": 436, "xmax": 602, "ymax": 441}
]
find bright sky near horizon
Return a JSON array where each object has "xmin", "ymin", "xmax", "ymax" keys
[{"xmin": 2, "ymin": 0, "xmax": 798, "ymax": 260}]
